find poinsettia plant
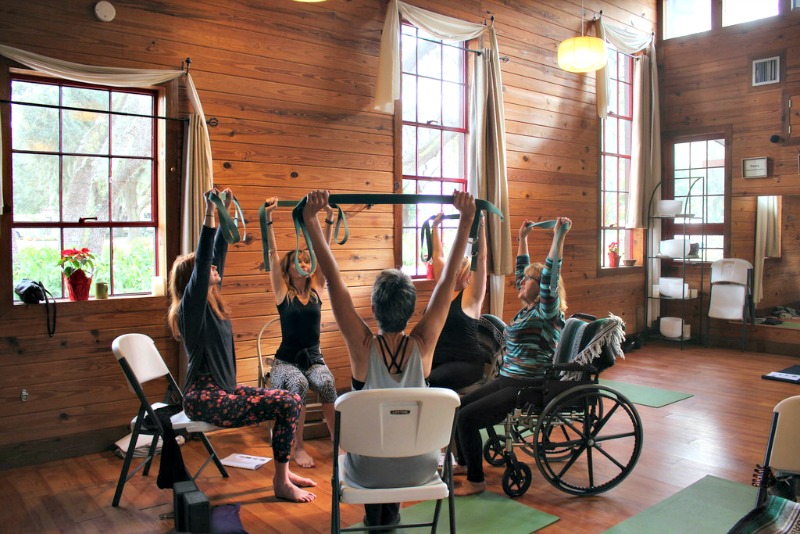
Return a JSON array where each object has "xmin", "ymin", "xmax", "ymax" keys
[
  {"xmin": 58, "ymin": 247, "xmax": 96, "ymax": 278},
  {"xmin": 608, "ymin": 242, "xmax": 620, "ymax": 255}
]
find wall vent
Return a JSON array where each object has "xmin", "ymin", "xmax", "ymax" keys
[{"xmin": 752, "ymin": 56, "xmax": 780, "ymax": 86}]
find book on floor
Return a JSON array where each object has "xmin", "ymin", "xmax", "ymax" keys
[{"xmin": 220, "ymin": 453, "xmax": 272, "ymax": 470}]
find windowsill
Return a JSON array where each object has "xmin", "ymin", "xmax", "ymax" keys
[{"xmin": 14, "ymin": 293, "xmax": 167, "ymax": 305}]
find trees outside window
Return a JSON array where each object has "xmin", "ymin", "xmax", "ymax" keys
[
  {"xmin": 10, "ymin": 75, "xmax": 160, "ymax": 299},
  {"xmin": 398, "ymin": 25, "xmax": 468, "ymax": 277}
]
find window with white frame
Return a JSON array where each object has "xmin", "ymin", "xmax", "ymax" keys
[
  {"xmin": 664, "ymin": 136, "xmax": 727, "ymax": 262},
  {"xmin": 601, "ymin": 48, "xmax": 635, "ymax": 268},
  {"xmin": 399, "ymin": 25, "xmax": 468, "ymax": 277},
  {"xmin": 9, "ymin": 74, "xmax": 161, "ymax": 299}
]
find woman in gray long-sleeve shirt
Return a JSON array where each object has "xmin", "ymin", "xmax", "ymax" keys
[{"xmin": 167, "ymin": 187, "xmax": 317, "ymax": 503}]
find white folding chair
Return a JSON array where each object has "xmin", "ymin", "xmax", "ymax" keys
[
  {"xmin": 706, "ymin": 258, "xmax": 754, "ymax": 350},
  {"xmin": 111, "ymin": 333, "xmax": 229, "ymax": 507},
  {"xmin": 331, "ymin": 387, "xmax": 460, "ymax": 534},
  {"xmin": 755, "ymin": 395, "xmax": 800, "ymax": 506}
]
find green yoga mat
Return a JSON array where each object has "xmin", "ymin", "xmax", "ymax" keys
[
  {"xmin": 604, "ymin": 475, "xmax": 757, "ymax": 534},
  {"xmin": 600, "ymin": 379, "xmax": 693, "ymax": 407},
  {"xmin": 346, "ymin": 491, "xmax": 558, "ymax": 533}
]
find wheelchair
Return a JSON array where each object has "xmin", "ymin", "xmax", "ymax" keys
[{"xmin": 476, "ymin": 312, "xmax": 644, "ymax": 498}]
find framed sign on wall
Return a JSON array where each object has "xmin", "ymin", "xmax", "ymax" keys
[{"xmin": 742, "ymin": 157, "xmax": 768, "ymax": 178}]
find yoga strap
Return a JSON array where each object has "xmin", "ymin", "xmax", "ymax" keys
[
  {"xmin": 420, "ymin": 214, "xmax": 461, "ymax": 263},
  {"xmin": 207, "ymin": 191, "xmax": 247, "ymax": 245},
  {"xmin": 274, "ymin": 194, "xmax": 503, "ymax": 276}
]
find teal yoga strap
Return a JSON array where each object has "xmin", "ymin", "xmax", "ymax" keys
[
  {"xmin": 261, "ymin": 194, "xmax": 503, "ymax": 276},
  {"xmin": 207, "ymin": 191, "xmax": 246, "ymax": 245}
]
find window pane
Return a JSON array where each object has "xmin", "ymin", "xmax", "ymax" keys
[
  {"xmin": 707, "ymin": 167, "xmax": 725, "ymax": 195},
  {"xmin": 442, "ymin": 45, "xmax": 463, "ymax": 83},
  {"xmin": 605, "ymin": 117, "xmax": 619, "ymax": 152},
  {"xmin": 11, "ymin": 104, "xmax": 59, "ymax": 152},
  {"xmin": 63, "ymin": 109, "xmax": 109, "ymax": 154},
  {"xmin": 707, "ymin": 195, "xmax": 724, "ymax": 223},
  {"xmin": 112, "ymin": 115, "xmax": 152, "ymax": 157},
  {"xmin": 723, "ymin": 0, "xmax": 779, "ymax": 26},
  {"xmin": 417, "ymin": 32, "xmax": 442, "ymax": 79},
  {"xmin": 417, "ymin": 127, "xmax": 441, "ymax": 177},
  {"xmin": 674, "ymin": 142, "xmax": 691, "ymax": 169},
  {"xmin": 63, "ymin": 156, "xmax": 108, "ymax": 221},
  {"xmin": 665, "ymin": 0, "xmax": 712, "ymax": 39},
  {"xmin": 12, "ymin": 228, "xmax": 63, "ymax": 299},
  {"xmin": 63, "ymin": 87, "xmax": 108, "ymax": 112},
  {"xmin": 112, "ymin": 227, "xmax": 155, "ymax": 294},
  {"xmin": 12, "ymin": 154, "xmax": 59, "ymax": 222},
  {"xmin": 401, "ymin": 32, "xmax": 418, "ymax": 75},
  {"xmin": 442, "ymin": 81, "xmax": 463, "ymax": 128},
  {"xmin": 402, "ymin": 73, "xmax": 417, "ymax": 122},
  {"xmin": 417, "ymin": 78, "xmax": 442, "ymax": 124},
  {"xmin": 402, "ymin": 125, "xmax": 417, "ymax": 175},
  {"xmin": 690, "ymin": 141, "xmax": 708, "ymax": 168},
  {"xmin": 620, "ymin": 120, "xmax": 632, "ymax": 155},
  {"xmin": 111, "ymin": 158, "xmax": 152, "ymax": 221},
  {"xmin": 603, "ymin": 155, "xmax": 619, "ymax": 190},
  {"xmin": 442, "ymin": 131, "xmax": 464, "ymax": 178}
]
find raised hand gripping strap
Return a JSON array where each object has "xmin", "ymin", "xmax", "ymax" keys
[
  {"xmin": 420, "ymin": 214, "xmax": 460, "ymax": 263},
  {"xmin": 524, "ymin": 219, "xmax": 571, "ymax": 291},
  {"xmin": 284, "ymin": 194, "xmax": 503, "ymax": 277},
  {"xmin": 207, "ymin": 191, "xmax": 247, "ymax": 245}
]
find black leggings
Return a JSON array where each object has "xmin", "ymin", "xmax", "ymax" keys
[
  {"xmin": 455, "ymin": 376, "xmax": 543, "ymax": 483},
  {"xmin": 427, "ymin": 360, "xmax": 485, "ymax": 391}
]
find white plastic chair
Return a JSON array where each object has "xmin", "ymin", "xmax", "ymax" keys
[
  {"xmin": 111, "ymin": 333, "xmax": 228, "ymax": 507},
  {"xmin": 706, "ymin": 258, "xmax": 754, "ymax": 350},
  {"xmin": 755, "ymin": 395, "xmax": 800, "ymax": 506},
  {"xmin": 331, "ymin": 387, "xmax": 460, "ymax": 534}
]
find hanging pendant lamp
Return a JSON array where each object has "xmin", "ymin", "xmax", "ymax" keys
[{"xmin": 557, "ymin": 1, "xmax": 608, "ymax": 73}]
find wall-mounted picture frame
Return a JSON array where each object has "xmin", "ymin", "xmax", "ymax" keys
[{"xmin": 742, "ymin": 156, "xmax": 768, "ymax": 178}]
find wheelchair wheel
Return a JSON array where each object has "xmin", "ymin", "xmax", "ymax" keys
[
  {"xmin": 501, "ymin": 456, "xmax": 532, "ymax": 498},
  {"xmin": 533, "ymin": 384, "xmax": 643, "ymax": 496},
  {"xmin": 483, "ymin": 433, "xmax": 506, "ymax": 467}
]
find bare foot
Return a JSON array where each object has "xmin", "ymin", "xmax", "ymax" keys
[
  {"xmin": 292, "ymin": 446, "xmax": 315, "ymax": 468},
  {"xmin": 453, "ymin": 465, "xmax": 467, "ymax": 476},
  {"xmin": 274, "ymin": 479, "xmax": 316, "ymax": 503},
  {"xmin": 454, "ymin": 480, "xmax": 486, "ymax": 496},
  {"xmin": 288, "ymin": 471, "xmax": 317, "ymax": 488}
]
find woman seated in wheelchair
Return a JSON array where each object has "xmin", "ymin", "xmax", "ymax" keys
[
  {"xmin": 454, "ymin": 216, "xmax": 571, "ymax": 496},
  {"xmin": 262, "ymin": 196, "xmax": 338, "ymax": 469},
  {"xmin": 167, "ymin": 188, "xmax": 316, "ymax": 503},
  {"xmin": 427, "ymin": 211, "xmax": 489, "ymax": 391},
  {"xmin": 302, "ymin": 189, "xmax": 475, "ymax": 530}
]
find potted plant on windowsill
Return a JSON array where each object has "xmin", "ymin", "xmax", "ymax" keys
[
  {"xmin": 608, "ymin": 242, "xmax": 620, "ymax": 268},
  {"xmin": 58, "ymin": 248, "xmax": 96, "ymax": 301}
]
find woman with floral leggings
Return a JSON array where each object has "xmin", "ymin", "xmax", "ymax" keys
[{"xmin": 167, "ymin": 187, "xmax": 316, "ymax": 503}]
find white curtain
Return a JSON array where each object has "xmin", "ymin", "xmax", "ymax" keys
[
  {"xmin": 0, "ymin": 44, "xmax": 213, "ymax": 253},
  {"xmin": 754, "ymin": 196, "xmax": 781, "ymax": 305},
  {"xmin": 375, "ymin": 1, "xmax": 512, "ymax": 315}
]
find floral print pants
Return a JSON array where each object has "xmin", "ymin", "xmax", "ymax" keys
[{"xmin": 183, "ymin": 376, "xmax": 301, "ymax": 463}]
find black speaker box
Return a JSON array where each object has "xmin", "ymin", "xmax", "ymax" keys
[
  {"xmin": 172, "ymin": 480, "xmax": 199, "ymax": 532},
  {"xmin": 183, "ymin": 490, "xmax": 211, "ymax": 533}
]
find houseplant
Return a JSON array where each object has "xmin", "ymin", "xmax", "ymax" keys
[
  {"xmin": 58, "ymin": 247, "xmax": 96, "ymax": 301},
  {"xmin": 608, "ymin": 242, "xmax": 620, "ymax": 268}
]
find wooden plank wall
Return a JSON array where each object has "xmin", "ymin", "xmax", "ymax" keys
[
  {"xmin": 0, "ymin": 0, "xmax": 656, "ymax": 465},
  {"xmin": 659, "ymin": 7, "xmax": 800, "ymax": 314}
]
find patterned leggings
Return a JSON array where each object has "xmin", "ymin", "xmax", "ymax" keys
[
  {"xmin": 270, "ymin": 359, "xmax": 338, "ymax": 404},
  {"xmin": 183, "ymin": 376, "xmax": 301, "ymax": 463}
]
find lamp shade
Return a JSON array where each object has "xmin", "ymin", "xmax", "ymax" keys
[{"xmin": 557, "ymin": 36, "xmax": 608, "ymax": 73}]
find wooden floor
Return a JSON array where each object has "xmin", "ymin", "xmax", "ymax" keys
[{"xmin": 2, "ymin": 341, "xmax": 798, "ymax": 534}]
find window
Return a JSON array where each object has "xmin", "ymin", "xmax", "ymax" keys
[
  {"xmin": 399, "ymin": 25, "xmax": 468, "ymax": 277},
  {"xmin": 664, "ymin": 0, "xmax": 781, "ymax": 39},
  {"xmin": 10, "ymin": 74, "xmax": 161, "ymax": 300},
  {"xmin": 665, "ymin": 137, "xmax": 727, "ymax": 262},
  {"xmin": 600, "ymin": 49, "xmax": 635, "ymax": 268},
  {"xmin": 722, "ymin": 0, "xmax": 779, "ymax": 27},
  {"xmin": 664, "ymin": 0, "xmax": 711, "ymax": 39}
]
